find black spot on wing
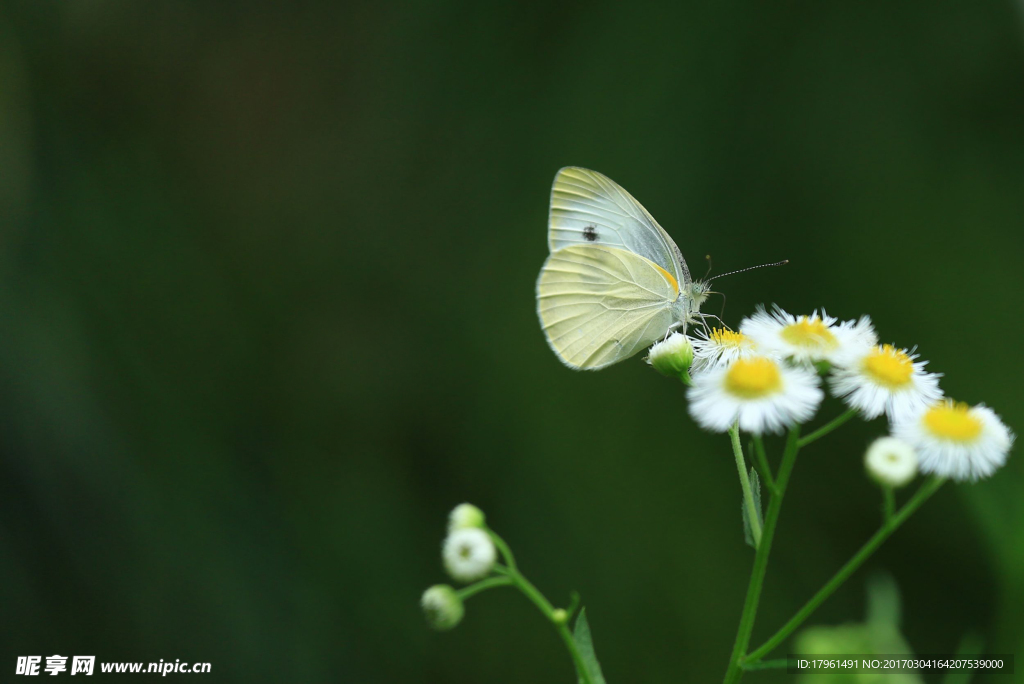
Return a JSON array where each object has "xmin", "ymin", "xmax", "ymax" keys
[{"xmin": 583, "ymin": 225, "xmax": 599, "ymax": 242}]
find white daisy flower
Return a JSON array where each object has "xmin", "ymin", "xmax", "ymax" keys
[
  {"xmin": 646, "ymin": 332, "xmax": 694, "ymax": 378},
  {"xmin": 687, "ymin": 355, "xmax": 823, "ymax": 434},
  {"xmin": 442, "ymin": 528, "xmax": 496, "ymax": 582},
  {"xmin": 829, "ymin": 344, "xmax": 943, "ymax": 421},
  {"xmin": 421, "ymin": 584, "xmax": 464, "ymax": 631},
  {"xmin": 448, "ymin": 503, "xmax": 486, "ymax": 532},
  {"xmin": 691, "ymin": 327, "xmax": 758, "ymax": 372},
  {"xmin": 739, "ymin": 306, "xmax": 877, "ymax": 367},
  {"xmin": 864, "ymin": 436, "xmax": 918, "ymax": 487},
  {"xmin": 893, "ymin": 399, "xmax": 1014, "ymax": 482}
]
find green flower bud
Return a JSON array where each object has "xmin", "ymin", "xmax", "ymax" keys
[
  {"xmin": 421, "ymin": 585, "xmax": 464, "ymax": 631},
  {"xmin": 551, "ymin": 608, "xmax": 568, "ymax": 625},
  {"xmin": 448, "ymin": 503, "xmax": 486, "ymax": 532},
  {"xmin": 646, "ymin": 333, "xmax": 694, "ymax": 381}
]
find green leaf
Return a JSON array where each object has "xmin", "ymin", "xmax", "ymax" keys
[
  {"xmin": 741, "ymin": 467, "xmax": 763, "ymax": 549},
  {"xmin": 572, "ymin": 608, "xmax": 607, "ymax": 684},
  {"xmin": 865, "ymin": 572, "xmax": 901, "ymax": 629}
]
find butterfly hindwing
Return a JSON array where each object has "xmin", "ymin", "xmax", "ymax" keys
[{"xmin": 536, "ymin": 244, "xmax": 680, "ymax": 370}]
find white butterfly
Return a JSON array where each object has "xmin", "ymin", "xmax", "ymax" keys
[{"xmin": 536, "ymin": 167, "xmax": 711, "ymax": 370}]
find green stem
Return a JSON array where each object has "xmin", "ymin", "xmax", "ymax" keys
[
  {"xmin": 741, "ymin": 659, "xmax": 790, "ymax": 671},
  {"xmin": 456, "ymin": 575, "xmax": 514, "ymax": 600},
  {"xmin": 730, "ymin": 424, "xmax": 762, "ymax": 548},
  {"xmin": 752, "ymin": 435, "xmax": 776, "ymax": 493},
  {"xmin": 797, "ymin": 409, "xmax": 857, "ymax": 448},
  {"xmin": 744, "ymin": 477, "xmax": 946, "ymax": 665},
  {"xmin": 722, "ymin": 426, "xmax": 801, "ymax": 684},
  {"xmin": 488, "ymin": 529, "xmax": 517, "ymax": 572},
  {"xmin": 508, "ymin": 570, "xmax": 594, "ymax": 684},
  {"xmin": 486, "ymin": 529, "xmax": 590, "ymax": 682},
  {"xmin": 883, "ymin": 486, "xmax": 895, "ymax": 523},
  {"xmin": 486, "ymin": 530, "xmax": 589, "ymax": 681}
]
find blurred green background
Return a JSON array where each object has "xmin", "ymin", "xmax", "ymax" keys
[{"xmin": 1, "ymin": 1, "xmax": 1023, "ymax": 682}]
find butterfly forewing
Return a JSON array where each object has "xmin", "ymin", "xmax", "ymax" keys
[
  {"xmin": 548, "ymin": 167, "xmax": 690, "ymax": 287},
  {"xmin": 536, "ymin": 245, "xmax": 679, "ymax": 370}
]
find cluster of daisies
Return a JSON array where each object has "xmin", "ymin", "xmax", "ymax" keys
[
  {"xmin": 647, "ymin": 306, "xmax": 1014, "ymax": 483},
  {"xmin": 421, "ymin": 504, "xmax": 496, "ymax": 631}
]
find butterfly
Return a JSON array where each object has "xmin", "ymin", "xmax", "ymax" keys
[{"xmin": 536, "ymin": 167, "xmax": 711, "ymax": 370}]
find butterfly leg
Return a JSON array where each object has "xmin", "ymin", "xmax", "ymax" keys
[
  {"xmin": 662, "ymin": 322, "xmax": 684, "ymax": 342},
  {"xmin": 696, "ymin": 312, "xmax": 731, "ymax": 331}
]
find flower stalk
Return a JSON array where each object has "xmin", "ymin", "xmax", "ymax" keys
[
  {"xmin": 456, "ymin": 575, "xmax": 513, "ymax": 600},
  {"xmin": 751, "ymin": 436, "xmax": 775, "ymax": 493},
  {"xmin": 722, "ymin": 426, "xmax": 801, "ymax": 684},
  {"xmin": 743, "ymin": 477, "xmax": 945, "ymax": 667},
  {"xmin": 797, "ymin": 408, "xmax": 857, "ymax": 447},
  {"xmin": 730, "ymin": 423, "xmax": 762, "ymax": 548},
  {"xmin": 488, "ymin": 529, "xmax": 594, "ymax": 684}
]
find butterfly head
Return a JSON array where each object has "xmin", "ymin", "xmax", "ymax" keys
[
  {"xmin": 672, "ymin": 280, "xmax": 711, "ymax": 328},
  {"xmin": 686, "ymin": 280, "xmax": 711, "ymax": 316}
]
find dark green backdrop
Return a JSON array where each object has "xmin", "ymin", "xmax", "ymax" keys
[{"xmin": 1, "ymin": 1, "xmax": 1023, "ymax": 682}]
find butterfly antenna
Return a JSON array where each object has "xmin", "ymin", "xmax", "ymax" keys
[
  {"xmin": 703, "ymin": 254, "xmax": 714, "ymax": 280},
  {"xmin": 708, "ymin": 260, "xmax": 789, "ymax": 281}
]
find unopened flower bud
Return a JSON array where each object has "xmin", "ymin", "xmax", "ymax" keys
[
  {"xmin": 647, "ymin": 333, "xmax": 694, "ymax": 380},
  {"xmin": 448, "ymin": 503, "xmax": 486, "ymax": 532},
  {"xmin": 864, "ymin": 437, "xmax": 918, "ymax": 488},
  {"xmin": 443, "ymin": 528, "xmax": 497, "ymax": 582},
  {"xmin": 421, "ymin": 585, "xmax": 464, "ymax": 631},
  {"xmin": 551, "ymin": 608, "xmax": 568, "ymax": 625}
]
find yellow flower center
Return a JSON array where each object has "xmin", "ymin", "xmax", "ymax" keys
[
  {"xmin": 725, "ymin": 357, "xmax": 782, "ymax": 398},
  {"xmin": 861, "ymin": 345, "xmax": 914, "ymax": 388},
  {"xmin": 711, "ymin": 329, "xmax": 751, "ymax": 348},
  {"xmin": 780, "ymin": 317, "xmax": 837, "ymax": 349},
  {"xmin": 923, "ymin": 401, "xmax": 983, "ymax": 442}
]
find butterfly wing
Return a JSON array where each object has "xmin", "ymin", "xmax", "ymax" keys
[
  {"xmin": 548, "ymin": 167, "xmax": 691, "ymax": 288},
  {"xmin": 537, "ymin": 244, "xmax": 681, "ymax": 370}
]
